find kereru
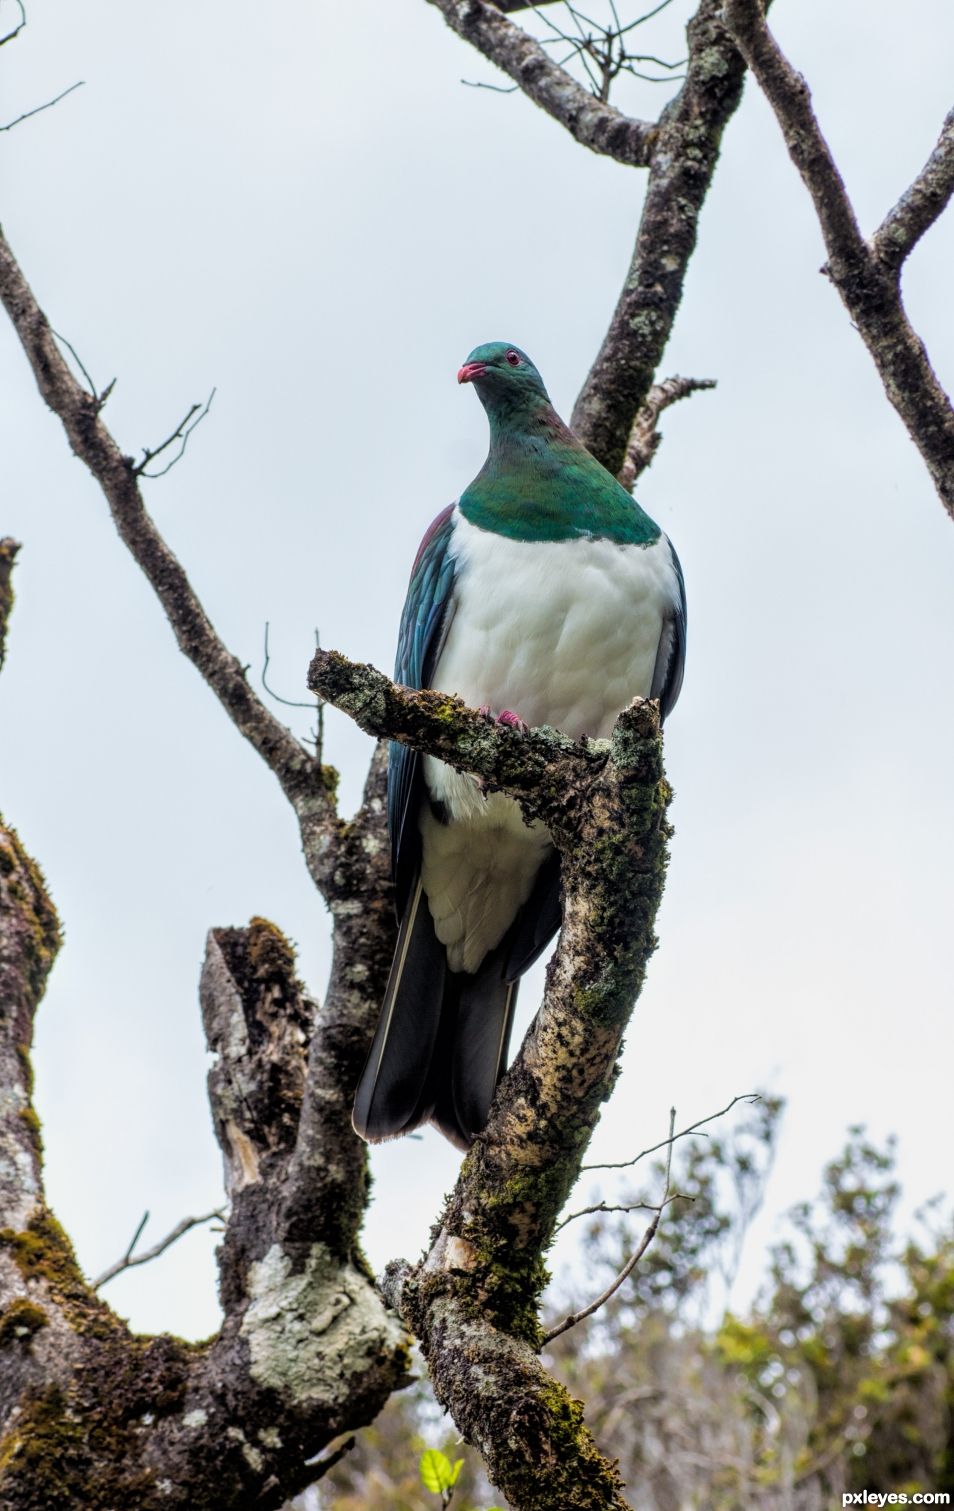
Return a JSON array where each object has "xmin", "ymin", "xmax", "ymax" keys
[{"xmin": 353, "ymin": 342, "xmax": 686, "ymax": 1151}]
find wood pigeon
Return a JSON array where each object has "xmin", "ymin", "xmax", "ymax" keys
[{"xmin": 353, "ymin": 342, "xmax": 686, "ymax": 1151}]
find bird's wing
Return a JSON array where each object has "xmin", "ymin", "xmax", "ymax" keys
[
  {"xmin": 388, "ymin": 503, "xmax": 458, "ymax": 916},
  {"xmin": 650, "ymin": 537, "xmax": 687, "ymax": 724}
]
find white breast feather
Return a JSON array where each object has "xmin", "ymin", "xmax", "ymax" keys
[{"xmin": 419, "ymin": 509, "xmax": 681, "ymax": 973}]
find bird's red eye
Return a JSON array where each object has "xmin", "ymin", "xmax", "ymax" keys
[{"xmin": 505, "ymin": 350, "xmax": 521, "ymax": 366}]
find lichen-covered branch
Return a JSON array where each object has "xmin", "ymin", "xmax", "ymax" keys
[
  {"xmin": 0, "ymin": 901, "xmax": 407, "ymax": 1508},
  {"xmin": 871, "ymin": 106, "xmax": 954, "ymax": 271},
  {"xmin": 0, "ymin": 223, "xmax": 341, "ymax": 880},
  {"xmin": 0, "ymin": 543, "xmax": 406, "ymax": 1506},
  {"xmin": 620, "ymin": 374, "xmax": 716, "ymax": 489},
  {"xmin": 570, "ymin": 0, "xmax": 749, "ymax": 474},
  {"xmin": 0, "ymin": 537, "xmax": 19, "ymax": 671},
  {"xmin": 0, "ymin": 817, "xmax": 59, "ymax": 1233},
  {"xmin": 723, "ymin": 0, "xmax": 954, "ymax": 522},
  {"xmin": 310, "ymin": 648, "xmax": 672, "ymax": 1511},
  {"xmin": 426, "ymin": 0, "xmax": 657, "ymax": 165}
]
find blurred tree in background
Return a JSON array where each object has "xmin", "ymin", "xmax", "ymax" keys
[{"xmin": 317, "ymin": 1104, "xmax": 954, "ymax": 1510}]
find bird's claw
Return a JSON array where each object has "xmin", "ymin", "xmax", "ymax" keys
[{"xmin": 496, "ymin": 709, "xmax": 529, "ymax": 735}]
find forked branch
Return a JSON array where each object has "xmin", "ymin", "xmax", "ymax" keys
[
  {"xmin": 723, "ymin": 0, "xmax": 954, "ymax": 522},
  {"xmin": 427, "ymin": 0, "xmax": 658, "ymax": 165}
]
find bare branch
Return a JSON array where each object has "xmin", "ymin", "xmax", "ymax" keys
[
  {"xmin": 544, "ymin": 1108, "xmax": 677, "ymax": 1343},
  {"xmin": 872, "ymin": 106, "xmax": 954, "ymax": 271},
  {"xmin": 0, "ymin": 222, "xmax": 341, "ymax": 878},
  {"xmin": 619, "ymin": 373, "xmax": 716, "ymax": 488},
  {"xmin": 134, "ymin": 389, "xmax": 216, "ymax": 478},
  {"xmin": 723, "ymin": 0, "xmax": 954, "ymax": 523},
  {"xmin": 262, "ymin": 621, "xmax": 318, "ymax": 711},
  {"xmin": 0, "ymin": 0, "xmax": 26, "ymax": 46},
  {"xmin": 570, "ymin": 0, "xmax": 749, "ymax": 475},
  {"xmin": 581, "ymin": 1092, "xmax": 760, "ymax": 1172},
  {"xmin": 0, "ymin": 79, "xmax": 83, "ymax": 132},
  {"xmin": 0, "ymin": 535, "xmax": 20, "ymax": 671},
  {"xmin": 93, "ymin": 1208, "xmax": 224, "ymax": 1290},
  {"xmin": 553, "ymin": 1199, "xmax": 657, "ymax": 1234},
  {"xmin": 426, "ymin": 0, "xmax": 658, "ymax": 166}
]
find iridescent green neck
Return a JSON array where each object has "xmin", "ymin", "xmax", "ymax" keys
[{"xmin": 459, "ymin": 402, "xmax": 661, "ymax": 546}]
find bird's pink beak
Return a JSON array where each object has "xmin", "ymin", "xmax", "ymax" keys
[{"xmin": 457, "ymin": 362, "xmax": 486, "ymax": 384}]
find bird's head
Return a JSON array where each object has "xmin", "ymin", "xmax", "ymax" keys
[{"xmin": 457, "ymin": 342, "xmax": 551, "ymax": 420}]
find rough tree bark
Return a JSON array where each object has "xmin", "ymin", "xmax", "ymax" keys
[{"xmin": 1, "ymin": 1, "xmax": 952, "ymax": 1506}]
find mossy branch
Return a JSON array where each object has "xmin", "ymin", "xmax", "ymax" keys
[
  {"xmin": 569, "ymin": 0, "xmax": 749, "ymax": 474},
  {"xmin": 0, "ymin": 538, "xmax": 19, "ymax": 672},
  {"xmin": 310, "ymin": 646, "xmax": 672, "ymax": 1511}
]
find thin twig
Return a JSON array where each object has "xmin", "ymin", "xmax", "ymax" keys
[
  {"xmin": 134, "ymin": 389, "xmax": 216, "ymax": 478},
  {"xmin": 93, "ymin": 1208, "xmax": 225, "ymax": 1289},
  {"xmin": 0, "ymin": 79, "xmax": 83, "ymax": 132},
  {"xmin": 554, "ymin": 1199, "xmax": 657, "ymax": 1234},
  {"xmin": 0, "ymin": 0, "xmax": 26, "ymax": 47},
  {"xmin": 581, "ymin": 1092, "xmax": 759, "ymax": 1173},
  {"xmin": 544, "ymin": 1109, "xmax": 679, "ymax": 1343},
  {"xmin": 461, "ymin": 76, "xmax": 519, "ymax": 94},
  {"xmin": 51, "ymin": 327, "xmax": 97, "ymax": 399},
  {"xmin": 262, "ymin": 621, "xmax": 319, "ymax": 710}
]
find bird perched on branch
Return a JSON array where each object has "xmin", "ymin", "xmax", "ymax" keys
[{"xmin": 353, "ymin": 342, "xmax": 686, "ymax": 1151}]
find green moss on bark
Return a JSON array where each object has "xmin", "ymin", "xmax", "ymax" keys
[{"xmin": 0, "ymin": 1298, "xmax": 48, "ymax": 1345}]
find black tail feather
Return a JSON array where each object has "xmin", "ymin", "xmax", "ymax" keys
[
  {"xmin": 352, "ymin": 877, "xmax": 446, "ymax": 1142},
  {"xmin": 431, "ymin": 946, "xmax": 519, "ymax": 1150},
  {"xmin": 355, "ymin": 858, "xmax": 561, "ymax": 1150}
]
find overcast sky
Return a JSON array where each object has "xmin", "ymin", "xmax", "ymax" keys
[{"xmin": 1, "ymin": 0, "xmax": 952, "ymax": 1341}]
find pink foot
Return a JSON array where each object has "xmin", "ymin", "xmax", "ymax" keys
[{"xmin": 496, "ymin": 709, "xmax": 530, "ymax": 735}]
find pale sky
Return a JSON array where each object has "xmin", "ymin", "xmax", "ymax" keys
[{"xmin": 1, "ymin": 0, "xmax": 952, "ymax": 1340}]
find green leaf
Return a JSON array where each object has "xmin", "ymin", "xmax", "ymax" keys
[
  {"xmin": 420, "ymin": 1449, "xmax": 455, "ymax": 1494},
  {"xmin": 448, "ymin": 1458, "xmax": 464, "ymax": 1487}
]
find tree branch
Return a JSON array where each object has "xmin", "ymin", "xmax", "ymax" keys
[
  {"xmin": 311, "ymin": 647, "xmax": 673, "ymax": 1511},
  {"xmin": 0, "ymin": 816, "xmax": 60, "ymax": 1232},
  {"xmin": 570, "ymin": 0, "xmax": 749, "ymax": 474},
  {"xmin": 581, "ymin": 1091, "xmax": 759, "ymax": 1171},
  {"xmin": 544, "ymin": 1108, "xmax": 678, "ymax": 1343},
  {"xmin": 619, "ymin": 374, "xmax": 716, "ymax": 489},
  {"xmin": 0, "ymin": 0, "xmax": 26, "ymax": 48},
  {"xmin": 0, "ymin": 80, "xmax": 83, "ymax": 133},
  {"xmin": 871, "ymin": 106, "xmax": 954, "ymax": 271},
  {"xmin": 0, "ymin": 536, "xmax": 19, "ymax": 672},
  {"xmin": 426, "ymin": 0, "xmax": 657, "ymax": 165},
  {"xmin": 93, "ymin": 1209, "xmax": 224, "ymax": 1291},
  {"xmin": 723, "ymin": 0, "xmax": 954, "ymax": 523},
  {"xmin": 0, "ymin": 223, "xmax": 343, "ymax": 876}
]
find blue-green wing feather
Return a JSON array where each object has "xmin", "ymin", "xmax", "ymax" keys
[
  {"xmin": 651, "ymin": 539, "xmax": 687, "ymax": 723},
  {"xmin": 388, "ymin": 504, "xmax": 457, "ymax": 915}
]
